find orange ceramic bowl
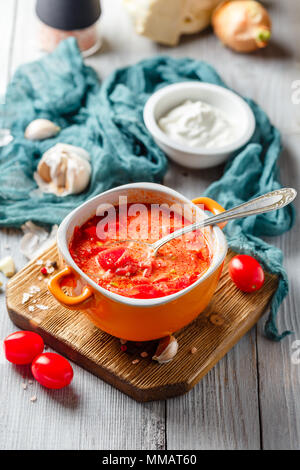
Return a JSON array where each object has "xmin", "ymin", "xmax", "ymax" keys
[{"xmin": 48, "ymin": 183, "xmax": 227, "ymax": 341}]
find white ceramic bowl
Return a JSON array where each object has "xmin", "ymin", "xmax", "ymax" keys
[{"xmin": 144, "ymin": 82, "xmax": 255, "ymax": 169}]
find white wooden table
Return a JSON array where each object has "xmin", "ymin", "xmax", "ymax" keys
[{"xmin": 0, "ymin": 0, "xmax": 300, "ymax": 450}]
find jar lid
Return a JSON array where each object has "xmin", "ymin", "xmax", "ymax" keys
[{"xmin": 36, "ymin": 0, "xmax": 101, "ymax": 31}]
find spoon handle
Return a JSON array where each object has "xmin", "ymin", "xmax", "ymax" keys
[{"xmin": 152, "ymin": 188, "xmax": 297, "ymax": 254}]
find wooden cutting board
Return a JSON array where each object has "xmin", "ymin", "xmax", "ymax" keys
[{"xmin": 6, "ymin": 243, "xmax": 277, "ymax": 402}]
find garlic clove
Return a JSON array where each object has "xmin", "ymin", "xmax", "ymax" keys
[
  {"xmin": 60, "ymin": 144, "xmax": 90, "ymax": 162},
  {"xmin": 25, "ymin": 119, "xmax": 61, "ymax": 141},
  {"xmin": 0, "ymin": 256, "xmax": 16, "ymax": 278},
  {"xmin": 55, "ymin": 155, "xmax": 68, "ymax": 189},
  {"xmin": 152, "ymin": 335, "xmax": 178, "ymax": 364},
  {"xmin": 37, "ymin": 160, "xmax": 52, "ymax": 183}
]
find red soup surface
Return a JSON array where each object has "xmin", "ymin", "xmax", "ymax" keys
[{"xmin": 69, "ymin": 204, "xmax": 211, "ymax": 299}]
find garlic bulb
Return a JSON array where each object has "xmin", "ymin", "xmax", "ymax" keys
[
  {"xmin": 34, "ymin": 143, "xmax": 91, "ymax": 197},
  {"xmin": 212, "ymin": 1, "xmax": 271, "ymax": 53},
  {"xmin": 25, "ymin": 119, "xmax": 61, "ymax": 140}
]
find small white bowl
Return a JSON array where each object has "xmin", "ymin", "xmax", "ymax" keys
[{"xmin": 143, "ymin": 82, "xmax": 255, "ymax": 169}]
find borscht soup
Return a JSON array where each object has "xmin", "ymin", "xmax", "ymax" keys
[{"xmin": 69, "ymin": 203, "xmax": 211, "ymax": 299}]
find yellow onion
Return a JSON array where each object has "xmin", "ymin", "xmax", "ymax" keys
[{"xmin": 212, "ymin": 1, "xmax": 271, "ymax": 53}]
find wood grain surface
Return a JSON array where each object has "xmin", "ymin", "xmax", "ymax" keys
[
  {"xmin": 6, "ymin": 244, "xmax": 278, "ymax": 402},
  {"xmin": 0, "ymin": 0, "xmax": 299, "ymax": 450}
]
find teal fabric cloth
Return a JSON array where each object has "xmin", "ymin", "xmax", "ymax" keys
[
  {"xmin": 0, "ymin": 38, "xmax": 295, "ymax": 340},
  {"xmin": 204, "ymin": 120, "xmax": 295, "ymax": 341},
  {"xmin": 0, "ymin": 39, "xmax": 167, "ymax": 226}
]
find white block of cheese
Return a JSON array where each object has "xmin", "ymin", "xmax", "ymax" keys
[{"xmin": 123, "ymin": 0, "xmax": 223, "ymax": 45}]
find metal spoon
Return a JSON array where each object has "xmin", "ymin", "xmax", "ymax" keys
[
  {"xmin": 100, "ymin": 188, "xmax": 296, "ymax": 266},
  {"xmin": 150, "ymin": 187, "xmax": 296, "ymax": 256}
]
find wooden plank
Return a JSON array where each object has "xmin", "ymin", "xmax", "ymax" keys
[
  {"xmin": 1, "ymin": 0, "xmax": 261, "ymax": 450},
  {"xmin": 6, "ymin": 244, "xmax": 278, "ymax": 402},
  {"xmin": 167, "ymin": 330, "xmax": 260, "ymax": 450},
  {"xmin": 1, "ymin": 0, "xmax": 299, "ymax": 450},
  {"xmin": 159, "ymin": 12, "xmax": 263, "ymax": 448},
  {"xmin": 164, "ymin": 162, "xmax": 260, "ymax": 448},
  {"xmin": 0, "ymin": 349, "xmax": 166, "ymax": 450},
  {"xmin": 10, "ymin": 0, "xmax": 41, "ymax": 77},
  {"xmin": 1, "ymin": 0, "xmax": 166, "ymax": 451},
  {"xmin": 0, "ymin": 239, "xmax": 166, "ymax": 449},
  {"xmin": 0, "ymin": 0, "xmax": 29, "ymax": 449},
  {"xmin": 0, "ymin": 0, "xmax": 16, "ymax": 96},
  {"xmin": 253, "ymin": 0, "xmax": 300, "ymax": 450},
  {"xmin": 256, "ymin": 134, "xmax": 300, "ymax": 450},
  {"xmin": 164, "ymin": 0, "xmax": 300, "ymax": 449}
]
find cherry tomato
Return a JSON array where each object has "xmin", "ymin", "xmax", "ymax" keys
[
  {"xmin": 229, "ymin": 254, "xmax": 265, "ymax": 293},
  {"xmin": 4, "ymin": 331, "xmax": 44, "ymax": 365},
  {"xmin": 31, "ymin": 353, "xmax": 73, "ymax": 389}
]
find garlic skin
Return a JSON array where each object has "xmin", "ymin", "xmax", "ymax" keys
[
  {"xmin": 25, "ymin": 119, "xmax": 61, "ymax": 140},
  {"xmin": 152, "ymin": 335, "xmax": 179, "ymax": 364},
  {"xmin": 212, "ymin": 1, "xmax": 271, "ymax": 53},
  {"xmin": 34, "ymin": 143, "xmax": 91, "ymax": 197},
  {"xmin": 20, "ymin": 221, "xmax": 58, "ymax": 260}
]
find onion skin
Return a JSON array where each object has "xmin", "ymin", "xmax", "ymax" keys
[{"xmin": 212, "ymin": 0, "xmax": 272, "ymax": 53}]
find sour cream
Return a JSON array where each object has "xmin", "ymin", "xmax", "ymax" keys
[{"xmin": 158, "ymin": 100, "xmax": 237, "ymax": 149}]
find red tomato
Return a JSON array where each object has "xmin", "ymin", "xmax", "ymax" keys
[
  {"xmin": 4, "ymin": 331, "xmax": 44, "ymax": 365},
  {"xmin": 98, "ymin": 247, "xmax": 138, "ymax": 275},
  {"xmin": 98, "ymin": 247, "xmax": 126, "ymax": 270},
  {"xmin": 31, "ymin": 353, "xmax": 73, "ymax": 389},
  {"xmin": 132, "ymin": 284, "xmax": 161, "ymax": 299},
  {"xmin": 229, "ymin": 254, "xmax": 265, "ymax": 293},
  {"xmin": 84, "ymin": 226, "xmax": 98, "ymax": 239}
]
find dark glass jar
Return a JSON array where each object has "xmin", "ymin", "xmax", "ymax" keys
[{"xmin": 36, "ymin": 0, "xmax": 102, "ymax": 56}]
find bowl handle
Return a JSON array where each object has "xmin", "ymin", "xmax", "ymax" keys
[
  {"xmin": 48, "ymin": 266, "xmax": 93, "ymax": 307},
  {"xmin": 192, "ymin": 197, "xmax": 227, "ymax": 229}
]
